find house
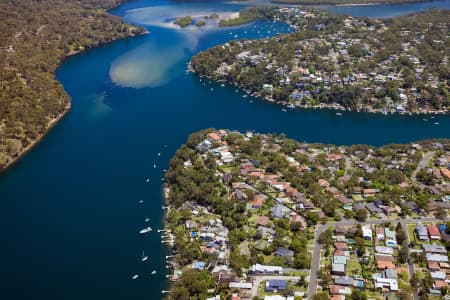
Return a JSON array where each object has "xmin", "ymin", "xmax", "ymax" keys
[
  {"xmin": 192, "ymin": 261, "xmax": 206, "ymax": 270},
  {"xmin": 376, "ymin": 254, "xmax": 395, "ymax": 270},
  {"xmin": 427, "ymin": 224, "xmax": 441, "ymax": 240},
  {"xmin": 384, "ymin": 269, "xmax": 398, "ymax": 280},
  {"xmin": 270, "ymin": 204, "xmax": 285, "ymax": 218},
  {"xmin": 265, "ymin": 279, "xmax": 287, "ymax": 292},
  {"xmin": 416, "ymin": 224, "xmax": 429, "ymax": 241},
  {"xmin": 428, "ymin": 261, "xmax": 440, "ymax": 271},
  {"xmin": 332, "ymin": 263, "xmax": 346, "ymax": 276},
  {"xmin": 275, "ymin": 247, "xmax": 294, "ymax": 257},
  {"xmin": 362, "ymin": 226, "xmax": 373, "ymax": 240},
  {"xmin": 256, "ymin": 216, "xmax": 270, "ymax": 227},
  {"xmin": 376, "ymin": 227, "xmax": 385, "ymax": 241},
  {"xmin": 291, "ymin": 214, "xmax": 307, "ymax": 228},
  {"xmin": 231, "ymin": 293, "xmax": 241, "ymax": 300},
  {"xmin": 329, "ymin": 285, "xmax": 352, "ymax": 295},
  {"xmin": 229, "ymin": 282, "xmax": 253, "ymax": 289},
  {"xmin": 422, "ymin": 244, "xmax": 447, "ymax": 254},
  {"xmin": 375, "ymin": 246, "xmax": 394, "ymax": 255},
  {"xmin": 335, "ymin": 242, "xmax": 348, "ymax": 251},
  {"xmin": 374, "ymin": 277, "xmax": 398, "ymax": 291},
  {"xmin": 207, "ymin": 132, "xmax": 221, "ymax": 143},
  {"xmin": 252, "ymin": 195, "xmax": 265, "ymax": 208},
  {"xmin": 426, "ymin": 253, "xmax": 449, "ymax": 263},
  {"xmin": 334, "ymin": 277, "xmax": 354, "ymax": 286},
  {"xmin": 430, "ymin": 271, "xmax": 446, "ymax": 280},
  {"xmin": 333, "ymin": 256, "xmax": 347, "ymax": 265},
  {"xmin": 250, "ymin": 264, "xmax": 283, "ymax": 274},
  {"xmin": 186, "ymin": 220, "xmax": 198, "ymax": 230}
]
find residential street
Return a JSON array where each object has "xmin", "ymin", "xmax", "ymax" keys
[{"xmin": 307, "ymin": 217, "xmax": 450, "ymax": 299}]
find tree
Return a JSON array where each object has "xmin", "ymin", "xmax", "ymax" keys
[
  {"xmin": 355, "ymin": 208, "xmax": 368, "ymax": 222},
  {"xmin": 313, "ymin": 293, "xmax": 329, "ymax": 300},
  {"xmin": 318, "ymin": 229, "xmax": 332, "ymax": 245}
]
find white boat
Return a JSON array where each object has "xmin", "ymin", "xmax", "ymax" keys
[
  {"xmin": 282, "ymin": 109, "xmax": 287, "ymax": 112},
  {"xmin": 220, "ymin": 84, "xmax": 225, "ymax": 87},
  {"xmin": 153, "ymin": 163, "xmax": 156, "ymax": 168},
  {"xmin": 151, "ymin": 270, "xmax": 157, "ymax": 275},
  {"xmin": 145, "ymin": 217, "xmax": 150, "ymax": 222},
  {"xmin": 242, "ymin": 95, "xmax": 248, "ymax": 98},
  {"xmin": 139, "ymin": 200, "xmax": 144, "ymax": 204},
  {"xmin": 336, "ymin": 112, "xmax": 343, "ymax": 116},
  {"xmin": 210, "ymin": 88, "xmax": 214, "ymax": 91},
  {"xmin": 146, "ymin": 178, "xmax": 150, "ymax": 182},
  {"xmin": 132, "ymin": 274, "xmax": 139, "ymax": 280},
  {"xmin": 287, "ymin": 104, "xmax": 295, "ymax": 109},
  {"xmin": 139, "ymin": 227, "xmax": 152, "ymax": 234},
  {"xmin": 434, "ymin": 122, "xmax": 439, "ymax": 125},
  {"xmin": 141, "ymin": 251, "xmax": 148, "ymax": 262},
  {"xmin": 157, "ymin": 152, "xmax": 161, "ymax": 156}
]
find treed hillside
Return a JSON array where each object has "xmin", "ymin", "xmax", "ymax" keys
[{"xmin": 0, "ymin": 0, "xmax": 145, "ymax": 171}]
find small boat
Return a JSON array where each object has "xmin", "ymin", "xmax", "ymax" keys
[
  {"xmin": 153, "ymin": 163, "xmax": 156, "ymax": 168},
  {"xmin": 146, "ymin": 178, "xmax": 150, "ymax": 182},
  {"xmin": 287, "ymin": 104, "xmax": 295, "ymax": 109},
  {"xmin": 139, "ymin": 200, "xmax": 144, "ymax": 204},
  {"xmin": 157, "ymin": 152, "xmax": 161, "ymax": 156},
  {"xmin": 141, "ymin": 251, "xmax": 148, "ymax": 262},
  {"xmin": 249, "ymin": 100, "xmax": 253, "ymax": 103},
  {"xmin": 220, "ymin": 84, "xmax": 225, "ymax": 87},
  {"xmin": 151, "ymin": 270, "xmax": 157, "ymax": 275},
  {"xmin": 242, "ymin": 95, "xmax": 248, "ymax": 98},
  {"xmin": 145, "ymin": 217, "xmax": 150, "ymax": 222},
  {"xmin": 336, "ymin": 112, "xmax": 343, "ymax": 116},
  {"xmin": 210, "ymin": 88, "xmax": 214, "ymax": 91},
  {"xmin": 139, "ymin": 227, "xmax": 152, "ymax": 234},
  {"xmin": 434, "ymin": 122, "xmax": 439, "ymax": 125},
  {"xmin": 282, "ymin": 109, "xmax": 287, "ymax": 112},
  {"xmin": 132, "ymin": 274, "xmax": 139, "ymax": 280}
]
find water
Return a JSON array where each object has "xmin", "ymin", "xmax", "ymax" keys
[{"xmin": 0, "ymin": 0, "xmax": 449, "ymax": 299}]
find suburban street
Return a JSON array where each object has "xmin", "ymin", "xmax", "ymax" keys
[{"xmin": 307, "ymin": 217, "xmax": 450, "ymax": 299}]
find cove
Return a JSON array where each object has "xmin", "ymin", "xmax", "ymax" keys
[{"xmin": 0, "ymin": 0, "xmax": 449, "ymax": 299}]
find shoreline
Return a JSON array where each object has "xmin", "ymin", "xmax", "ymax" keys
[
  {"xmin": 188, "ymin": 64, "xmax": 448, "ymax": 117},
  {"xmin": 272, "ymin": 0, "xmax": 431, "ymax": 6},
  {"xmin": 0, "ymin": 5, "xmax": 148, "ymax": 175},
  {"xmin": 0, "ymin": 102, "xmax": 71, "ymax": 175}
]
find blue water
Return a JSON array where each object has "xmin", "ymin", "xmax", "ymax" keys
[{"xmin": 0, "ymin": 0, "xmax": 449, "ymax": 299}]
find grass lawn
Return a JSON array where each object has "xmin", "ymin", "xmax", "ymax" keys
[
  {"xmin": 346, "ymin": 256, "xmax": 362, "ymax": 276},
  {"xmin": 407, "ymin": 224, "xmax": 418, "ymax": 244}
]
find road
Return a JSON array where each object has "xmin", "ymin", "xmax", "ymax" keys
[
  {"xmin": 307, "ymin": 217, "xmax": 450, "ymax": 299},
  {"xmin": 399, "ymin": 219, "xmax": 419, "ymax": 300}
]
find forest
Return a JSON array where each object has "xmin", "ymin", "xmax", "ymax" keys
[{"xmin": 0, "ymin": 0, "xmax": 145, "ymax": 171}]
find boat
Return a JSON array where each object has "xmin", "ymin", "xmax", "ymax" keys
[
  {"xmin": 287, "ymin": 104, "xmax": 295, "ymax": 109},
  {"xmin": 157, "ymin": 152, "xmax": 161, "ymax": 156},
  {"xmin": 282, "ymin": 108, "xmax": 287, "ymax": 112},
  {"xmin": 132, "ymin": 274, "xmax": 139, "ymax": 280},
  {"xmin": 153, "ymin": 163, "xmax": 156, "ymax": 168},
  {"xmin": 434, "ymin": 122, "xmax": 439, "ymax": 125},
  {"xmin": 336, "ymin": 112, "xmax": 343, "ymax": 116},
  {"xmin": 220, "ymin": 84, "xmax": 225, "ymax": 87},
  {"xmin": 139, "ymin": 200, "xmax": 144, "ymax": 204},
  {"xmin": 151, "ymin": 270, "xmax": 157, "ymax": 275},
  {"xmin": 139, "ymin": 227, "xmax": 152, "ymax": 234},
  {"xmin": 141, "ymin": 251, "xmax": 148, "ymax": 262},
  {"xmin": 242, "ymin": 95, "xmax": 248, "ymax": 98},
  {"xmin": 210, "ymin": 88, "xmax": 214, "ymax": 91},
  {"xmin": 146, "ymin": 178, "xmax": 150, "ymax": 182},
  {"xmin": 145, "ymin": 217, "xmax": 150, "ymax": 222}
]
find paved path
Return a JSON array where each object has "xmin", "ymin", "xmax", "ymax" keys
[
  {"xmin": 412, "ymin": 151, "xmax": 434, "ymax": 184},
  {"xmin": 307, "ymin": 217, "xmax": 450, "ymax": 299}
]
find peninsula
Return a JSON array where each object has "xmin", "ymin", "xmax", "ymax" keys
[
  {"xmin": 190, "ymin": 8, "xmax": 449, "ymax": 115},
  {"xmin": 0, "ymin": 0, "xmax": 145, "ymax": 172},
  {"xmin": 163, "ymin": 128, "xmax": 450, "ymax": 299}
]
